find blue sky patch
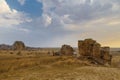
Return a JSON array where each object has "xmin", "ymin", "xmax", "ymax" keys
[{"xmin": 6, "ymin": 0, "xmax": 43, "ymax": 18}]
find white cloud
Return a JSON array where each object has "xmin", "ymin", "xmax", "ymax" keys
[
  {"xmin": 36, "ymin": 0, "xmax": 120, "ymax": 47},
  {"xmin": 0, "ymin": 0, "xmax": 11, "ymax": 13},
  {"xmin": 0, "ymin": 0, "xmax": 32, "ymax": 28},
  {"xmin": 18, "ymin": 28, "xmax": 30, "ymax": 33},
  {"xmin": 42, "ymin": 14, "xmax": 52, "ymax": 27},
  {"xmin": 38, "ymin": 0, "xmax": 120, "ymax": 28},
  {"xmin": 18, "ymin": 0, "xmax": 26, "ymax": 5}
]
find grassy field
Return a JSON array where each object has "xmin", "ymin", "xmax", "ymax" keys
[{"xmin": 0, "ymin": 50, "xmax": 120, "ymax": 80}]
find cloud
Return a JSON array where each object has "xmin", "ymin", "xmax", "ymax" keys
[
  {"xmin": 18, "ymin": 28, "xmax": 30, "ymax": 33},
  {"xmin": 0, "ymin": 0, "xmax": 11, "ymax": 13},
  {"xmin": 42, "ymin": 14, "xmax": 52, "ymax": 27},
  {"xmin": 37, "ymin": 0, "xmax": 120, "ymax": 28},
  {"xmin": 0, "ymin": 0, "xmax": 32, "ymax": 28},
  {"xmin": 18, "ymin": 0, "xmax": 26, "ymax": 5},
  {"xmin": 1, "ymin": 0, "xmax": 120, "ymax": 47},
  {"xmin": 35, "ymin": 0, "xmax": 120, "ymax": 47}
]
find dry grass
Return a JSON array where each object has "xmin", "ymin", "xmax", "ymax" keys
[
  {"xmin": 0, "ymin": 50, "xmax": 120, "ymax": 80},
  {"xmin": 111, "ymin": 56, "xmax": 120, "ymax": 68}
]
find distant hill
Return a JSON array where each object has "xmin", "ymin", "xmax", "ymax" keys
[
  {"xmin": 0, "ymin": 44, "xmax": 38, "ymax": 50},
  {"xmin": 0, "ymin": 43, "xmax": 60, "ymax": 51},
  {"xmin": 0, "ymin": 44, "xmax": 12, "ymax": 50},
  {"xmin": 110, "ymin": 48, "xmax": 120, "ymax": 51}
]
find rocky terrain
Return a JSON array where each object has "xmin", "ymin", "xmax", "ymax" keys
[{"xmin": 0, "ymin": 39, "xmax": 120, "ymax": 80}]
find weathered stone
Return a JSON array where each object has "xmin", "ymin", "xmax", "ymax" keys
[
  {"xmin": 60, "ymin": 44, "xmax": 74, "ymax": 56},
  {"xmin": 78, "ymin": 38, "xmax": 112, "ymax": 65},
  {"xmin": 84, "ymin": 39, "xmax": 96, "ymax": 56},
  {"xmin": 78, "ymin": 40, "xmax": 84, "ymax": 56},
  {"xmin": 101, "ymin": 47, "xmax": 112, "ymax": 64},
  {"xmin": 13, "ymin": 41, "xmax": 25, "ymax": 50},
  {"xmin": 78, "ymin": 39, "xmax": 97, "ymax": 56},
  {"xmin": 92, "ymin": 43, "xmax": 101, "ymax": 58}
]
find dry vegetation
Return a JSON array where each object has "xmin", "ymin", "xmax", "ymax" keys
[{"xmin": 0, "ymin": 50, "xmax": 120, "ymax": 80}]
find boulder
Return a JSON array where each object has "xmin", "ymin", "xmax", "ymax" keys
[
  {"xmin": 13, "ymin": 41, "xmax": 26, "ymax": 50},
  {"xmin": 60, "ymin": 44, "xmax": 74, "ymax": 56},
  {"xmin": 53, "ymin": 51, "xmax": 61, "ymax": 56},
  {"xmin": 101, "ymin": 47, "xmax": 112, "ymax": 64}
]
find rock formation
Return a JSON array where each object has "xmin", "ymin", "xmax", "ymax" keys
[
  {"xmin": 60, "ymin": 44, "xmax": 74, "ymax": 56},
  {"xmin": 78, "ymin": 38, "xmax": 112, "ymax": 65},
  {"xmin": 101, "ymin": 47, "xmax": 112, "ymax": 64},
  {"xmin": 13, "ymin": 41, "xmax": 26, "ymax": 50}
]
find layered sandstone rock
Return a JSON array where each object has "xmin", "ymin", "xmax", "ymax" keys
[
  {"xmin": 78, "ymin": 38, "xmax": 112, "ymax": 65},
  {"xmin": 92, "ymin": 43, "xmax": 101, "ymax": 58},
  {"xmin": 13, "ymin": 41, "xmax": 26, "ymax": 50},
  {"xmin": 78, "ymin": 39, "xmax": 101, "ymax": 57}
]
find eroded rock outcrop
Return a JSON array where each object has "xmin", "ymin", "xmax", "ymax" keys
[
  {"xmin": 60, "ymin": 44, "xmax": 74, "ymax": 56},
  {"xmin": 13, "ymin": 41, "xmax": 26, "ymax": 50},
  {"xmin": 78, "ymin": 38, "xmax": 112, "ymax": 65},
  {"xmin": 101, "ymin": 47, "xmax": 112, "ymax": 64}
]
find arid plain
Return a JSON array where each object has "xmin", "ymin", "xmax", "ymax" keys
[{"xmin": 0, "ymin": 48, "xmax": 120, "ymax": 80}]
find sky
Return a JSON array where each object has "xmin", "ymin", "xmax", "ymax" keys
[{"xmin": 0, "ymin": 0, "xmax": 120, "ymax": 47}]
